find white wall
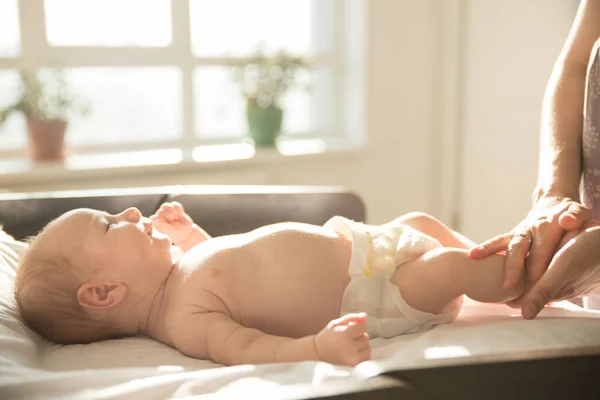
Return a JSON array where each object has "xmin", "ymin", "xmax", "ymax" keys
[{"xmin": 458, "ymin": 0, "xmax": 576, "ymax": 241}]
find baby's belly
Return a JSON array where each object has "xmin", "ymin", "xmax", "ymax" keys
[{"xmin": 224, "ymin": 224, "xmax": 352, "ymax": 338}]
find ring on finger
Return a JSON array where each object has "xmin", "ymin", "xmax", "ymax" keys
[{"xmin": 513, "ymin": 230, "xmax": 533, "ymax": 244}]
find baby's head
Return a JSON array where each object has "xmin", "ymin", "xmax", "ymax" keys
[{"xmin": 15, "ymin": 207, "xmax": 174, "ymax": 344}]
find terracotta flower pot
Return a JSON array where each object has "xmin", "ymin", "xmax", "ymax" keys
[{"xmin": 26, "ymin": 119, "xmax": 67, "ymax": 162}]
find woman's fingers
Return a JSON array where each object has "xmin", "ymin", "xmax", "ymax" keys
[
  {"xmin": 503, "ymin": 235, "xmax": 531, "ymax": 289},
  {"xmin": 523, "ymin": 226, "xmax": 600, "ymax": 319},
  {"xmin": 558, "ymin": 202, "xmax": 591, "ymax": 231},
  {"xmin": 523, "ymin": 217, "xmax": 563, "ymax": 287},
  {"xmin": 521, "ymin": 244, "xmax": 574, "ymax": 319},
  {"xmin": 469, "ymin": 234, "xmax": 512, "ymax": 259}
]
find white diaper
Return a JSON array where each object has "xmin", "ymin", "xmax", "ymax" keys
[{"xmin": 324, "ymin": 216, "xmax": 461, "ymax": 339}]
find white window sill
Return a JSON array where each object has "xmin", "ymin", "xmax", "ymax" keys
[{"xmin": 0, "ymin": 139, "xmax": 364, "ymax": 188}]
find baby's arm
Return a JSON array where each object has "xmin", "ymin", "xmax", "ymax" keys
[
  {"xmin": 391, "ymin": 248, "xmax": 524, "ymax": 315},
  {"xmin": 171, "ymin": 312, "xmax": 370, "ymax": 366},
  {"xmin": 177, "ymin": 224, "xmax": 211, "ymax": 253}
]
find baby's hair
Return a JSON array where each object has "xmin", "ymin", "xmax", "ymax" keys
[{"xmin": 14, "ymin": 229, "xmax": 121, "ymax": 344}]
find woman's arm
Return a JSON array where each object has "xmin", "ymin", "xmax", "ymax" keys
[
  {"xmin": 470, "ymin": 2, "xmax": 600, "ymax": 302},
  {"xmin": 536, "ymin": 0, "xmax": 600, "ymax": 202}
]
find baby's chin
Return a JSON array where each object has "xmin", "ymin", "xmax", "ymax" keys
[
  {"xmin": 170, "ymin": 246, "xmax": 183, "ymax": 264},
  {"xmin": 151, "ymin": 229, "xmax": 172, "ymax": 245}
]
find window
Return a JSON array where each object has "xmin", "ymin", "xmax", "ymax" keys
[{"xmin": 0, "ymin": 0, "xmax": 364, "ymax": 157}]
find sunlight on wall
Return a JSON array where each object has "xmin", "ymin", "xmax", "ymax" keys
[
  {"xmin": 278, "ymin": 138, "xmax": 326, "ymax": 155},
  {"xmin": 66, "ymin": 148, "xmax": 183, "ymax": 169},
  {"xmin": 192, "ymin": 143, "xmax": 255, "ymax": 162}
]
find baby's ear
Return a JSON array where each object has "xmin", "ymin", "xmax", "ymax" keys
[{"xmin": 77, "ymin": 281, "xmax": 127, "ymax": 309}]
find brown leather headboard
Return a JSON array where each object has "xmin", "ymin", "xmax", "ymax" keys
[{"xmin": 0, "ymin": 185, "xmax": 366, "ymax": 241}]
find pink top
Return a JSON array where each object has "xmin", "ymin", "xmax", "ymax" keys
[
  {"xmin": 583, "ymin": 40, "xmax": 600, "ymax": 220},
  {"xmin": 582, "ymin": 40, "xmax": 600, "ymax": 309}
]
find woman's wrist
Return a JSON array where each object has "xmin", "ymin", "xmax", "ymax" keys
[{"xmin": 532, "ymin": 184, "xmax": 580, "ymax": 205}]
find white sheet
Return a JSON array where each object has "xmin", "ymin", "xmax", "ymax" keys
[{"xmin": 4, "ymin": 301, "xmax": 599, "ymax": 399}]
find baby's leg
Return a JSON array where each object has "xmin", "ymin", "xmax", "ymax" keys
[
  {"xmin": 388, "ymin": 212, "xmax": 476, "ymax": 249},
  {"xmin": 390, "ymin": 248, "xmax": 525, "ymax": 315}
]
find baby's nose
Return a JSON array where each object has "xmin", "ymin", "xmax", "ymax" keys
[{"xmin": 123, "ymin": 207, "xmax": 142, "ymax": 222}]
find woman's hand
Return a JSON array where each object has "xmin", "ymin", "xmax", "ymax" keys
[
  {"xmin": 522, "ymin": 225, "xmax": 600, "ymax": 319},
  {"xmin": 469, "ymin": 196, "xmax": 591, "ymax": 302}
]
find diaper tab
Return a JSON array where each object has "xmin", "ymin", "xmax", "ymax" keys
[{"xmin": 364, "ymin": 229, "xmax": 400, "ymax": 278}]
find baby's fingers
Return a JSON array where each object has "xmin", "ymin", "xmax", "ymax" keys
[
  {"xmin": 357, "ymin": 347, "xmax": 372, "ymax": 363},
  {"xmin": 344, "ymin": 344, "xmax": 371, "ymax": 366},
  {"xmin": 354, "ymin": 332, "xmax": 370, "ymax": 350},
  {"xmin": 158, "ymin": 203, "xmax": 178, "ymax": 221},
  {"xmin": 328, "ymin": 314, "xmax": 366, "ymax": 330},
  {"xmin": 170, "ymin": 201, "xmax": 186, "ymax": 217},
  {"xmin": 332, "ymin": 312, "xmax": 367, "ymax": 327},
  {"xmin": 340, "ymin": 322, "xmax": 367, "ymax": 339}
]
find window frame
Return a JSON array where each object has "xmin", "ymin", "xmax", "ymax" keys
[{"xmin": 0, "ymin": 0, "xmax": 364, "ymax": 158}]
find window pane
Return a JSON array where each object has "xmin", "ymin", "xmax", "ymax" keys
[
  {"xmin": 0, "ymin": 0, "xmax": 20, "ymax": 57},
  {"xmin": 283, "ymin": 67, "xmax": 334, "ymax": 134},
  {"xmin": 193, "ymin": 67, "xmax": 245, "ymax": 138},
  {"xmin": 44, "ymin": 0, "xmax": 171, "ymax": 47},
  {"xmin": 193, "ymin": 67, "xmax": 332, "ymax": 138},
  {"xmin": 58, "ymin": 68, "xmax": 182, "ymax": 146},
  {"xmin": 0, "ymin": 70, "xmax": 26, "ymax": 149},
  {"xmin": 190, "ymin": 0, "xmax": 312, "ymax": 56}
]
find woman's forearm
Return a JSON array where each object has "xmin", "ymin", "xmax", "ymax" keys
[
  {"xmin": 535, "ymin": 64, "xmax": 587, "ymax": 202},
  {"xmin": 534, "ymin": 0, "xmax": 600, "ymax": 203}
]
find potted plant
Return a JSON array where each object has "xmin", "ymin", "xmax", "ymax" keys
[
  {"xmin": 0, "ymin": 70, "xmax": 89, "ymax": 162},
  {"xmin": 234, "ymin": 48, "xmax": 311, "ymax": 147}
]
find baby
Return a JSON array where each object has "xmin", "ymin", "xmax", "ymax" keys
[{"xmin": 15, "ymin": 203, "xmax": 526, "ymax": 367}]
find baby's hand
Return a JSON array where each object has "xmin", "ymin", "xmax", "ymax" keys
[
  {"xmin": 314, "ymin": 313, "xmax": 371, "ymax": 366},
  {"xmin": 150, "ymin": 202, "xmax": 194, "ymax": 245}
]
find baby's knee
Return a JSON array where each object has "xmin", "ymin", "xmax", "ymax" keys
[
  {"xmin": 393, "ymin": 212, "xmax": 437, "ymax": 228},
  {"xmin": 422, "ymin": 247, "xmax": 467, "ymax": 264}
]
